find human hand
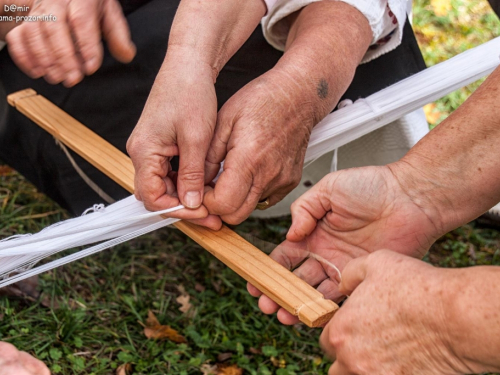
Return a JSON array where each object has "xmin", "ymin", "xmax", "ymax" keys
[
  {"xmin": 6, "ymin": 0, "xmax": 135, "ymax": 87},
  {"xmin": 203, "ymin": 69, "xmax": 315, "ymax": 224},
  {"xmin": 0, "ymin": 342, "xmax": 50, "ymax": 375},
  {"xmin": 320, "ymin": 250, "xmax": 470, "ymax": 375},
  {"xmin": 127, "ymin": 55, "xmax": 221, "ymax": 229},
  {"xmin": 248, "ymin": 165, "xmax": 444, "ymax": 324}
]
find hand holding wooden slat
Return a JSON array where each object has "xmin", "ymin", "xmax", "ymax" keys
[{"xmin": 8, "ymin": 89, "xmax": 339, "ymax": 327}]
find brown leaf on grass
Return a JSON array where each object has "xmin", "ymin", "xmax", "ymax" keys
[
  {"xmin": 248, "ymin": 347, "xmax": 261, "ymax": 355},
  {"xmin": 200, "ymin": 363, "xmax": 218, "ymax": 375},
  {"xmin": 0, "ymin": 166, "xmax": 14, "ymax": 176},
  {"xmin": 195, "ymin": 283, "xmax": 206, "ymax": 292},
  {"xmin": 116, "ymin": 363, "xmax": 132, "ymax": 375},
  {"xmin": 217, "ymin": 352, "xmax": 233, "ymax": 362},
  {"xmin": 141, "ymin": 310, "xmax": 187, "ymax": 343},
  {"xmin": 217, "ymin": 364, "xmax": 243, "ymax": 375},
  {"xmin": 176, "ymin": 294, "xmax": 192, "ymax": 314},
  {"xmin": 176, "ymin": 285, "xmax": 193, "ymax": 314}
]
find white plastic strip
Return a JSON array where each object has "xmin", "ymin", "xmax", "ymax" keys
[
  {"xmin": 305, "ymin": 36, "xmax": 500, "ymax": 164},
  {"xmin": 1, "ymin": 37, "xmax": 499, "ymax": 287}
]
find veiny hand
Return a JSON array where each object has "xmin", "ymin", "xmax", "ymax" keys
[
  {"xmin": 0, "ymin": 342, "xmax": 50, "ymax": 375},
  {"xmin": 248, "ymin": 165, "xmax": 444, "ymax": 324},
  {"xmin": 203, "ymin": 69, "xmax": 314, "ymax": 224},
  {"xmin": 6, "ymin": 0, "xmax": 136, "ymax": 87},
  {"xmin": 320, "ymin": 250, "xmax": 469, "ymax": 375},
  {"xmin": 127, "ymin": 55, "xmax": 221, "ymax": 230}
]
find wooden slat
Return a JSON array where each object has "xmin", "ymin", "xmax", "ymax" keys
[{"xmin": 8, "ymin": 89, "xmax": 338, "ymax": 327}]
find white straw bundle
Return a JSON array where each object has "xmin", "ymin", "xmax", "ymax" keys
[
  {"xmin": 1, "ymin": 36, "xmax": 499, "ymax": 287},
  {"xmin": 306, "ymin": 36, "xmax": 500, "ymax": 164},
  {"xmin": 0, "ymin": 197, "xmax": 182, "ymax": 288}
]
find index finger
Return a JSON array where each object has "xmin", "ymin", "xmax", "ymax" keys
[
  {"xmin": 68, "ymin": 0, "xmax": 103, "ymax": 75},
  {"xmin": 101, "ymin": 0, "xmax": 136, "ymax": 63}
]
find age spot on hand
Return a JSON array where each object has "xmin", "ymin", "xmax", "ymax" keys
[{"xmin": 317, "ymin": 78, "xmax": 328, "ymax": 99}]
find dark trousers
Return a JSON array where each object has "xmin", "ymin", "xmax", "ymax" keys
[{"xmin": 0, "ymin": 0, "xmax": 425, "ymax": 215}]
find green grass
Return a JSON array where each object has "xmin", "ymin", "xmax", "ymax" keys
[
  {"xmin": 2, "ymin": 1, "xmax": 500, "ymax": 374},
  {"xmin": 413, "ymin": 0, "xmax": 500, "ymax": 127}
]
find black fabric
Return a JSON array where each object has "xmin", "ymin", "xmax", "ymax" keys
[
  {"xmin": 0, "ymin": 0, "xmax": 425, "ymax": 215},
  {"xmin": 488, "ymin": 0, "xmax": 500, "ymax": 18},
  {"xmin": 341, "ymin": 21, "xmax": 426, "ymax": 101}
]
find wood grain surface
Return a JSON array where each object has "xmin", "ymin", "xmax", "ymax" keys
[{"xmin": 8, "ymin": 89, "xmax": 338, "ymax": 327}]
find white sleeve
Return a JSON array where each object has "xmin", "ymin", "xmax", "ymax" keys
[{"xmin": 261, "ymin": 0, "xmax": 410, "ymax": 63}]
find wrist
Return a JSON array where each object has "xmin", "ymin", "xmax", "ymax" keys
[
  {"xmin": 274, "ymin": 1, "xmax": 372, "ymax": 126},
  {"xmin": 387, "ymin": 158, "xmax": 460, "ymax": 238},
  {"xmin": 166, "ymin": 0, "xmax": 265, "ymax": 81},
  {"xmin": 162, "ymin": 48, "xmax": 218, "ymax": 84}
]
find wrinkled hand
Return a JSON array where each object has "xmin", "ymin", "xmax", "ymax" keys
[
  {"xmin": 321, "ymin": 250, "xmax": 467, "ymax": 375},
  {"xmin": 248, "ymin": 165, "xmax": 443, "ymax": 324},
  {"xmin": 0, "ymin": 342, "xmax": 50, "ymax": 375},
  {"xmin": 127, "ymin": 56, "xmax": 221, "ymax": 230},
  {"xmin": 6, "ymin": 0, "xmax": 135, "ymax": 87},
  {"xmin": 204, "ymin": 69, "xmax": 313, "ymax": 224}
]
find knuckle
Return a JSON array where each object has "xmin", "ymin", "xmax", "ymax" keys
[
  {"xmin": 177, "ymin": 169, "xmax": 204, "ymax": 183},
  {"xmin": 186, "ymin": 131, "xmax": 210, "ymax": 148},
  {"xmin": 328, "ymin": 332, "xmax": 345, "ymax": 352},
  {"xmin": 69, "ymin": 12, "xmax": 88, "ymax": 28},
  {"xmin": 126, "ymin": 137, "xmax": 142, "ymax": 156},
  {"xmin": 21, "ymin": 22, "xmax": 38, "ymax": 35}
]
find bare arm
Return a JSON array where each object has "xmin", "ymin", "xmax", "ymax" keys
[
  {"xmin": 391, "ymin": 66, "xmax": 500, "ymax": 234},
  {"xmin": 203, "ymin": 1, "xmax": 372, "ymax": 224},
  {"xmin": 167, "ymin": 0, "xmax": 267, "ymax": 81},
  {"xmin": 127, "ymin": 0, "xmax": 267, "ymax": 213}
]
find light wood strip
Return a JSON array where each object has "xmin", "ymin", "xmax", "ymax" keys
[{"xmin": 8, "ymin": 89, "xmax": 338, "ymax": 327}]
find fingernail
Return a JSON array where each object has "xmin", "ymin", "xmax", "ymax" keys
[{"xmin": 184, "ymin": 191, "xmax": 201, "ymax": 208}]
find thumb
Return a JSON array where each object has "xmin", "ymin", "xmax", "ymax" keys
[
  {"xmin": 101, "ymin": 0, "xmax": 136, "ymax": 63},
  {"xmin": 177, "ymin": 132, "xmax": 211, "ymax": 209},
  {"xmin": 338, "ymin": 255, "xmax": 369, "ymax": 296},
  {"xmin": 287, "ymin": 175, "xmax": 335, "ymax": 242}
]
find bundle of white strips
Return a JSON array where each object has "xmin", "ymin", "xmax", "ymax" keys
[{"xmin": 1, "ymin": 36, "xmax": 500, "ymax": 288}]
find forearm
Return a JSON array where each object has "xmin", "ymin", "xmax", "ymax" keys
[
  {"xmin": 166, "ymin": 0, "xmax": 266, "ymax": 81},
  {"xmin": 443, "ymin": 265, "xmax": 500, "ymax": 373},
  {"xmin": 273, "ymin": 1, "xmax": 372, "ymax": 127},
  {"xmin": 390, "ymin": 67, "xmax": 500, "ymax": 234}
]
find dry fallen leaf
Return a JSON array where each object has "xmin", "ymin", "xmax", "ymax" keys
[
  {"xmin": 116, "ymin": 363, "xmax": 132, "ymax": 375},
  {"xmin": 217, "ymin": 364, "xmax": 243, "ymax": 375},
  {"xmin": 141, "ymin": 310, "xmax": 187, "ymax": 343},
  {"xmin": 200, "ymin": 363, "xmax": 218, "ymax": 375},
  {"xmin": 217, "ymin": 352, "xmax": 233, "ymax": 362},
  {"xmin": 176, "ymin": 285, "xmax": 193, "ymax": 314},
  {"xmin": 195, "ymin": 283, "xmax": 206, "ymax": 292},
  {"xmin": 176, "ymin": 294, "xmax": 192, "ymax": 314},
  {"xmin": 0, "ymin": 166, "xmax": 14, "ymax": 176},
  {"xmin": 248, "ymin": 347, "xmax": 261, "ymax": 355}
]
